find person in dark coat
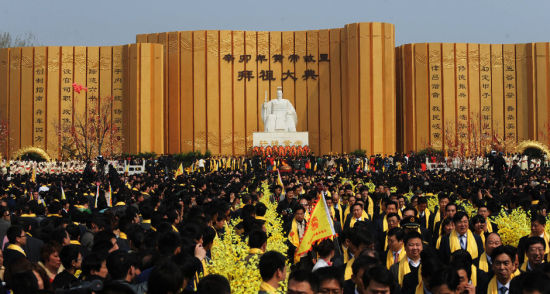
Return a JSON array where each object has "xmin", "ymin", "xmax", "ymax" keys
[{"xmin": 438, "ymin": 211, "xmax": 484, "ymax": 265}]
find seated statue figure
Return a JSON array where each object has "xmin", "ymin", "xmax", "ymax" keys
[{"xmin": 261, "ymin": 87, "xmax": 297, "ymax": 132}]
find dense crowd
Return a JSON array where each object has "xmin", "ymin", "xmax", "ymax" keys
[{"xmin": 0, "ymin": 152, "xmax": 548, "ymax": 293}]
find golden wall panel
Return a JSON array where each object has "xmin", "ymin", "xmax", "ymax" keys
[
  {"xmin": 1, "ymin": 43, "xmax": 163, "ymax": 158},
  {"xmin": 397, "ymin": 42, "xmax": 550, "ymax": 153}
]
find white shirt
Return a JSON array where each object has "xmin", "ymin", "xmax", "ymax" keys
[
  {"xmin": 312, "ymin": 258, "xmax": 330, "ymax": 272},
  {"xmin": 497, "ymin": 280, "xmax": 511, "ymax": 294},
  {"xmin": 408, "ymin": 257, "xmax": 421, "ymax": 268}
]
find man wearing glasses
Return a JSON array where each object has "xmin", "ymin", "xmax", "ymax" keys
[{"xmin": 3, "ymin": 225, "xmax": 27, "ymax": 266}]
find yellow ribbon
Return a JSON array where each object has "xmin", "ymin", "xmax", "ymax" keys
[
  {"xmin": 7, "ymin": 244, "xmax": 26, "ymax": 256},
  {"xmin": 449, "ymin": 230, "xmax": 479, "ymax": 259},
  {"xmin": 386, "ymin": 247, "xmax": 406, "ymax": 270}
]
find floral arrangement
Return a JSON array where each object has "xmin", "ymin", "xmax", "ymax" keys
[
  {"xmin": 493, "ymin": 208, "xmax": 532, "ymax": 247},
  {"xmin": 251, "ymin": 145, "xmax": 311, "ymax": 157},
  {"xmin": 206, "ymin": 180, "xmax": 288, "ymax": 293}
]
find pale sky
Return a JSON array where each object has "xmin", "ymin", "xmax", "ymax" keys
[{"xmin": 1, "ymin": 0, "xmax": 549, "ymax": 47}]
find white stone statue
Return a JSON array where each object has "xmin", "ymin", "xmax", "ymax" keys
[{"xmin": 261, "ymin": 87, "xmax": 297, "ymax": 132}]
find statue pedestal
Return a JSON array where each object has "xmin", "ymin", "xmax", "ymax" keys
[{"xmin": 253, "ymin": 132, "xmax": 309, "ymax": 147}]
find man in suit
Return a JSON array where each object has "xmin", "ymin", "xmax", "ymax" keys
[
  {"xmin": 432, "ymin": 202, "xmax": 458, "ymax": 242},
  {"xmin": 428, "ymin": 194, "xmax": 450, "ymax": 232},
  {"xmin": 258, "ymin": 251, "xmax": 286, "ymax": 294},
  {"xmin": 20, "ymin": 220, "xmax": 44, "ymax": 263},
  {"xmin": 517, "ymin": 214, "xmax": 549, "ymax": 265},
  {"xmin": 3, "ymin": 225, "xmax": 27, "ymax": 266},
  {"xmin": 438, "ymin": 211, "xmax": 484, "ymax": 264},
  {"xmin": 477, "ymin": 204, "xmax": 499, "ymax": 233},
  {"xmin": 390, "ymin": 231, "xmax": 423, "ymax": 287}
]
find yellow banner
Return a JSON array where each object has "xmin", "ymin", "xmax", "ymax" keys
[{"xmin": 295, "ymin": 195, "xmax": 337, "ymax": 257}]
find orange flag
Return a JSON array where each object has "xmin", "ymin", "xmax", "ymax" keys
[{"xmin": 295, "ymin": 194, "xmax": 337, "ymax": 261}]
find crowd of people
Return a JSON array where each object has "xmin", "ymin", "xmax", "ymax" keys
[{"xmin": 0, "ymin": 151, "xmax": 548, "ymax": 293}]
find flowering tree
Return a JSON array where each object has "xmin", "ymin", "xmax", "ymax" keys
[{"xmin": 59, "ymin": 96, "xmax": 122, "ymax": 160}]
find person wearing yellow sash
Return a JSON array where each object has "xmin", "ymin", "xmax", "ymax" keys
[
  {"xmin": 477, "ymin": 232, "xmax": 502, "ymax": 274},
  {"xmin": 486, "ymin": 245, "xmax": 516, "ymax": 294},
  {"xmin": 438, "ymin": 211, "xmax": 484, "ymax": 264},
  {"xmin": 343, "ymin": 203, "xmax": 370, "ymax": 230},
  {"xmin": 428, "ymin": 194, "xmax": 450, "ymax": 233},
  {"xmin": 258, "ymin": 251, "xmax": 286, "ymax": 294},
  {"xmin": 4, "ymin": 225, "xmax": 27, "ymax": 266},
  {"xmin": 390, "ymin": 231, "xmax": 423, "ymax": 286},
  {"xmin": 378, "ymin": 213, "xmax": 401, "ymax": 252},
  {"xmin": 359, "ymin": 187, "xmax": 375, "ymax": 219},
  {"xmin": 416, "ymin": 197, "xmax": 431, "ymax": 231},
  {"xmin": 375, "ymin": 200, "xmax": 399, "ymax": 235},
  {"xmin": 385, "ymin": 228, "xmax": 406, "ymax": 269},
  {"xmin": 478, "ymin": 204, "xmax": 498, "ymax": 233},
  {"xmin": 471, "ymin": 215, "xmax": 488, "ymax": 250},
  {"xmin": 288, "ymin": 206, "xmax": 307, "ymax": 248},
  {"xmin": 342, "ymin": 195, "xmax": 356, "ymax": 222},
  {"xmin": 519, "ymin": 236, "xmax": 546, "ymax": 273},
  {"xmin": 432, "ymin": 202, "xmax": 457, "ymax": 243},
  {"xmin": 517, "ymin": 214, "xmax": 549, "ymax": 266}
]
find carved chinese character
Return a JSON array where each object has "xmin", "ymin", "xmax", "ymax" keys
[
  {"xmin": 237, "ymin": 71, "xmax": 254, "ymax": 81},
  {"xmin": 223, "ymin": 54, "xmax": 234, "ymax": 62},
  {"xmin": 431, "ymin": 84, "xmax": 440, "ymax": 90},
  {"xmin": 239, "ymin": 55, "xmax": 251, "ymax": 63},
  {"xmin": 259, "ymin": 70, "xmax": 276, "ymax": 81},
  {"xmin": 288, "ymin": 54, "xmax": 299, "ymax": 63},
  {"xmin": 256, "ymin": 55, "xmax": 267, "ymax": 63},
  {"xmin": 302, "ymin": 70, "xmax": 318, "ymax": 80},
  {"xmin": 281, "ymin": 70, "xmax": 297, "ymax": 81},
  {"xmin": 272, "ymin": 54, "xmax": 283, "ymax": 63},
  {"xmin": 319, "ymin": 54, "xmax": 330, "ymax": 62},
  {"xmin": 303, "ymin": 55, "xmax": 315, "ymax": 63}
]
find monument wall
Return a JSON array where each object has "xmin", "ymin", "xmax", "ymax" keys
[
  {"xmin": 396, "ymin": 42, "xmax": 550, "ymax": 153},
  {"xmin": 0, "ymin": 43, "xmax": 165, "ymax": 158},
  {"xmin": 136, "ymin": 22, "xmax": 396, "ymax": 156}
]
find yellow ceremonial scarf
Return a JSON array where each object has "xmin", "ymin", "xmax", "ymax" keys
[
  {"xmin": 449, "ymin": 230, "xmax": 479, "ymax": 259},
  {"xmin": 386, "ymin": 247, "xmax": 406, "ymax": 270},
  {"xmin": 343, "ymin": 247, "xmax": 349, "ymax": 264},
  {"xmin": 259, "ymin": 281, "xmax": 278, "ymax": 293},
  {"xmin": 487, "ymin": 221, "xmax": 494, "ymax": 233},
  {"xmin": 349, "ymin": 211, "xmax": 370, "ymax": 228},
  {"xmin": 397, "ymin": 257, "xmax": 417, "ymax": 286},
  {"xmin": 289, "ymin": 219, "xmax": 303, "ymax": 247},
  {"xmin": 367, "ymin": 196, "xmax": 374, "ymax": 218},
  {"xmin": 172, "ymin": 225, "xmax": 179, "ymax": 233},
  {"xmin": 7, "ymin": 244, "xmax": 26, "ymax": 256},
  {"xmin": 478, "ymin": 252, "xmax": 490, "ymax": 272},
  {"xmin": 486, "ymin": 276, "xmax": 507, "ymax": 294},
  {"xmin": 119, "ymin": 232, "xmax": 128, "ymax": 240},
  {"xmin": 249, "ymin": 248, "xmax": 263, "ymax": 255},
  {"xmin": 344, "ymin": 256, "xmax": 355, "ymax": 280},
  {"xmin": 69, "ymin": 240, "xmax": 81, "ymax": 245},
  {"xmin": 383, "ymin": 216, "xmax": 389, "ymax": 232},
  {"xmin": 414, "ymin": 268, "xmax": 424, "ymax": 294},
  {"xmin": 471, "ymin": 265, "xmax": 478, "ymax": 286},
  {"xmin": 418, "ymin": 208, "xmax": 431, "ymax": 230},
  {"xmin": 330, "ymin": 205, "xmax": 344, "ymax": 229},
  {"xmin": 432, "ymin": 211, "xmax": 442, "ymax": 232}
]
